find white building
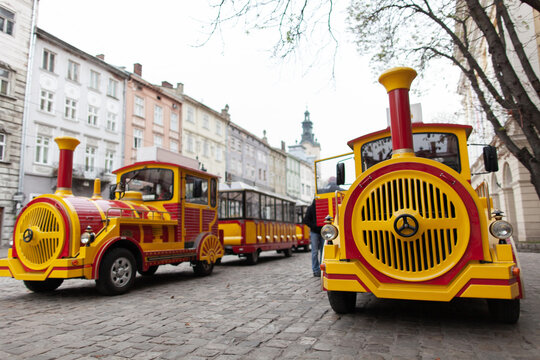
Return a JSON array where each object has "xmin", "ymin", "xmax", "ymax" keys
[
  {"xmin": 0, "ymin": 0, "xmax": 36, "ymax": 246},
  {"xmin": 22, "ymin": 28, "xmax": 127, "ymax": 201}
]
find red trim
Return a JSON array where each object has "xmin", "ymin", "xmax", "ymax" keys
[
  {"xmin": 456, "ymin": 278, "xmax": 518, "ymax": 297},
  {"xmin": 343, "ymin": 162, "xmax": 484, "ymax": 286},
  {"xmin": 113, "ymin": 161, "xmax": 218, "ymax": 179},
  {"xmin": 92, "ymin": 237, "xmax": 143, "ymax": 279},
  {"xmin": 347, "ymin": 123, "xmax": 473, "ymax": 149},
  {"xmin": 324, "ymin": 273, "xmax": 371, "ymax": 293}
]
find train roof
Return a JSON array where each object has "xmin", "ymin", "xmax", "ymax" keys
[
  {"xmin": 113, "ymin": 161, "xmax": 219, "ymax": 179},
  {"xmin": 347, "ymin": 122, "xmax": 473, "ymax": 149},
  {"xmin": 219, "ymin": 181, "xmax": 298, "ymax": 203}
]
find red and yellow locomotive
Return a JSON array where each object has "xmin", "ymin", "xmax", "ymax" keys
[
  {"xmin": 0, "ymin": 137, "xmax": 223, "ymax": 295},
  {"xmin": 318, "ymin": 67, "xmax": 524, "ymax": 323}
]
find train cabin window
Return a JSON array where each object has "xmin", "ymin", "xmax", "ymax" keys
[
  {"xmin": 245, "ymin": 191, "xmax": 260, "ymax": 219},
  {"xmin": 185, "ymin": 175, "xmax": 208, "ymax": 205},
  {"xmin": 218, "ymin": 191, "xmax": 244, "ymax": 219},
  {"xmin": 361, "ymin": 133, "xmax": 461, "ymax": 172},
  {"xmin": 210, "ymin": 178, "xmax": 218, "ymax": 207},
  {"xmin": 276, "ymin": 199, "xmax": 283, "ymax": 221},
  {"xmin": 120, "ymin": 168, "xmax": 173, "ymax": 201},
  {"xmin": 262, "ymin": 195, "xmax": 275, "ymax": 220}
]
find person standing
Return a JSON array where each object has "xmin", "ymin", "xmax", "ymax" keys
[{"xmin": 303, "ymin": 199, "xmax": 324, "ymax": 277}]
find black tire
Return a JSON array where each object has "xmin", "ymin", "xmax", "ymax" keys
[
  {"xmin": 138, "ymin": 265, "xmax": 159, "ymax": 276},
  {"xmin": 303, "ymin": 245, "xmax": 311, "ymax": 252},
  {"xmin": 328, "ymin": 291, "xmax": 357, "ymax": 314},
  {"xmin": 245, "ymin": 250, "xmax": 259, "ymax": 265},
  {"xmin": 283, "ymin": 247, "xmax": 293, "ymax": 257},
  {"xmin": 23, "ymin": 278, "xmax": 64, "ymax": 293},
  {"xmin": 95, "ymin": 248, "xmax": 136, "ymax": 296},
  {"xmin": 488, "ymin": 299, "xmax": 520, "ymax": 324},
  {"xmin": 193, "ymin": 261, "xmax": 214, "ymax": 276}
]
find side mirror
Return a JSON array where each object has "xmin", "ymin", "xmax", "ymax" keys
[
  {"xmin": 336, "ymin": 163, "xmax": 345, "ymax": 185},
  {"xmin": 483, "ymin": 145, "xmax": 499, "ymax": 172},
  {"xmin": 109, "ymin": 184, "xmax": 116, "ymax": 200}
]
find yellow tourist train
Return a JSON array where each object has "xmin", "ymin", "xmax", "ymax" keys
[
  {"xmin": 317, "ymin": 67, "xmax": 524, "ymax": 323},
  {"xmin": 0, "ymin": 137, "xmax": 224, "ymax": 295},
  {"xmin": 218, "ymin": 183, "xmax": 299, "ymax": 264}
]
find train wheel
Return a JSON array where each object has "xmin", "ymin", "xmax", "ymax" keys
[
  {"xmin": 23, "ymin": 278, "xmax": 64, "ymax": 292},
  {"xmin": 488, "ymin": 299, "xmax": 520, "ymax": 324},
  {"xmin": 283, "ymin": 247, "xmax": 293, "ymax": 257},
  {"xmin": 303, "ymin": 245, "xmax": 311, "ymax": 252},
  {"xmin": 96, "ymin": 248, "xmax": 136, "ymax": 296},
  {"xmin": 138, "ymin": 265, "xmax": 159, "ymax": 276},
  {"xmin": 328, "ymin": 291, "xmax": 357, "ymax": 314},
  {"xmin": 193, "ymin": 261, "xmax": 214, "ymax": 276},
  {"xmin": 246, "ymin": 250, "xmax": 259, "ymax": 265}
]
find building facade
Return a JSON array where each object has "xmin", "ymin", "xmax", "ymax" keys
[
  {"xmin": 175, "ymin": 88, "xmax": 229, "ymax": 178},
  {"xmin": 23, "ymin": 28, "xmax": 127, "ymax": 202},
  {"xmin": 268, "ymin": 143, "xmax": 287, "ymax": 196},
  {"xmin": 457, "ymin": 2, "xmax": 540, "ymax": 243},
  {"xmin": 0, "ymin": 0, "xmax": 36, "ymax": 245},
  {"xmin": 226, "ymin": 122, "xmax": 271, "ymax": 191},
  {"xmin": 124, "ymin": 64, "xmax": 182, "ymax": 167}
]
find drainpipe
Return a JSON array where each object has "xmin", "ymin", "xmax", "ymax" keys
[{"xmin": 17, "ymin": 0, "xmax": 39, "ymax": 210}]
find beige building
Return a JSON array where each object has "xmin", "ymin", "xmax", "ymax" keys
[{"xmin": 458, "ymin": 2, "xmax": 540, "ymax": 243}]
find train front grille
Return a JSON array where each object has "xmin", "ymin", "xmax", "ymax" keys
[
  {"xmin": 351, "ymin": 171, "xmax": 470, "ymax": 282},
  {"xmin": 15, "ymin": 202, "xmax": 66, "ymax": 270}
]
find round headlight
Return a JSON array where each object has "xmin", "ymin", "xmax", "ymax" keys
[
  {"xmin": 490, "ymin": 220, "xmax": 513, "ymax": 239},
  {"xmin": 81, "ymin": 232, "xmax": 91, "ymax": 245},
  {"xmin": 321, "ymin": 224, "xmax": 338, "ymax": 241}
]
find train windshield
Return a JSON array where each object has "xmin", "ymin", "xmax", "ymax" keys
[
  {"xmin": 361, "ymin": 132, "xmax": 461, "ymax": 172},
  {"xmin": 120, "ymin": 168, "xmax": 174, "ymax": 201},
  {"xmin": 315, "ymin": 153, "xmax": 355, "ymax": 194}
]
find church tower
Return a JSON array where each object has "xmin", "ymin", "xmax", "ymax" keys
[{"xmin": 289, "ymin": 109, "xmax": 321, "ymax": 162}]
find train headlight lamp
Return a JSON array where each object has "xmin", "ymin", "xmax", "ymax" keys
[
  {"xmin": 81, "ymin": 226, "xmax": 95, "ymax": 246},
  {"xmin": 490, "ymin": 220, "xmax": 513, "ymax": 239},
  {"xmin": 321, "ymin": 224, "xmax": 338, "ymax": 241}
]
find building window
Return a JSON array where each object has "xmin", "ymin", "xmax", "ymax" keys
[
  {"xmin": 216, "ymin": 120, "xmax": 222, "ymax": 135},
  {"xmin": 187, "ymin": 106, "xmax": 194, "ymax": 123},
  {"xmin": 40, "ymin": 89, "xmax": 54, "ymax": 113},
  {"xmin": 0, "ymin": 133, "xmax": 5, "ymax": 161},
  {"xmin": 133, "ymin": 128, "xmax": 143, "ymax": 149},
  {"xmin": 42, "ymin": 49, "xmax": 55, "ymax": 72},
  {"xmin": 0, "ymin": 6, "xmax": 14, "ymax": 35},
  {"xmin": 107, "ymin": 78, "xmax": 118, "ymax": 97},
  {"xmin": 154, "ymin": 134, "xmax": 163, "ymax": 148},
  {"xmin": 85, "ymin": 146, "xmax": 96, "ymax": 171},
  {"xmin": 170, "ymin": 140, "xmax": 178, "ymax": 153},
  {"xmin": 35, "ymin": 135, "xmax": 50, "ymax": 165},
  {"xmin": 87, "ymin": 106, "xmax": 98, "ymax": 126},
  {"xmin": 67, "ymin": 60, "xmax": 79, "ymax": 82},
  {"xmin": 203, "ymin": 115, "xmax": 209, "ymax": 129},
  {"xmin": 186, "ymin": 134, "xmax": 194, "ymax": 153},
  {"xmin": 170, "ymin": 112, "xmax": 179, "ymax": 131},
  {"xmin": 203, "ymin": 140, "xmax": 209, "ymax": 157},
  {"xmin": 89, "ymin": 70, "xmax": 100, "ymax": 90},
  {"xmin": 64, "ymin": 98, "xmax": 77, "ymax": 120},
  {"xmin": 215, "ymin": 145, "xmax": 222, "ymax": 161},
  {"xmin": 154, "ymin": 105, "xmax": 163, "ymax": 125},
  {"xmin": 134, "ymin": 96, "xmax": 144, "ymax": 117},
  {"xmin": 0, "ymin": 67, "xmax": 10, "ymax": 96},
  {"xmin": 106, "ymin": 112, "xmax": 117, "ymax": 132},
  {"xmin": 104, "ymin": 150, "xmax": 114, "ymax": 173}
]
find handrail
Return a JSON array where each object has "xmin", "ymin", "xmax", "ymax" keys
[{"xmin": 105, "ymin": 207, "xmax": 172, "ymax": 225}]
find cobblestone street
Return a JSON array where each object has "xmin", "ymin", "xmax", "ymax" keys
[{"xmin": 0, "ymin": 250, "xmax": 538, "ymax": 360}]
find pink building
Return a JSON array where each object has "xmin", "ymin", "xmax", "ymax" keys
[{"xmin": 124, "ymin": 63, "xmax": 183, "ymax": 165}]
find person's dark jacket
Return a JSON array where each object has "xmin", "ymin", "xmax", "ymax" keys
[{"xmin": 303, "ymin": 200, "xmax": 322, "ymax": 234}]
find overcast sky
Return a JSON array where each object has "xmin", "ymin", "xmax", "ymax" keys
[{"xmin": 37, "ymin": 0, "xmax": 462, "ymax": 159}]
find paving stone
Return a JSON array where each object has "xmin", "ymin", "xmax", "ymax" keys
[{"xmin": 0, "ymin": 252, "xmax": 539, "ymax": 359}]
